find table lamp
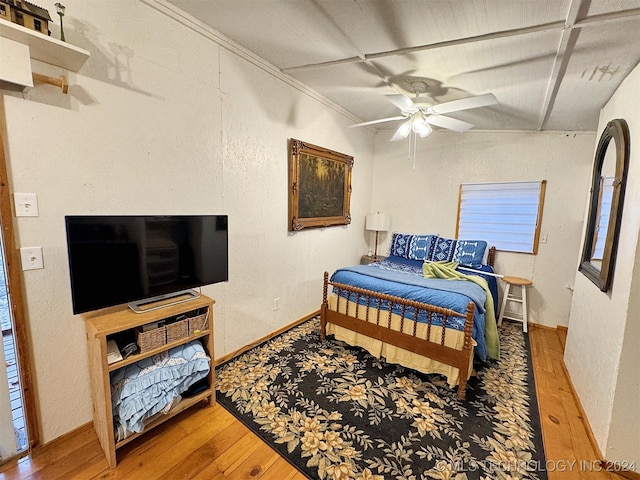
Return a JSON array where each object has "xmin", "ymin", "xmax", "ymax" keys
[{"xmin": 365, "ymin": 213, "xmax": 390, "ymax": 257}]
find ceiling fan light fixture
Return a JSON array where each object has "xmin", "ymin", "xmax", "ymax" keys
[
  {"xmin": 416, "ymin": 122, "xmax": 432, "ymax": 138},
  {"xmin": 411, "ymin": 115, "xmax": 427, "ymax": 133},
  {"xmin": 397, "ymin": 120, "xmax": 412, "ymax": 138}
]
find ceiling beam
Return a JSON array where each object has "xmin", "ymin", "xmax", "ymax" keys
[
  {"xmin": 281, "ymin": 6, "xmax": 640, "ymax": 75},
  {"xmin": 364, "ymin": 22, "xmax": 564, "ymax": 61},
  {"xmin": 536, "ymin": 4, "xmax": 640, "ymax": 130},
  {"xmin": 536, "ymin": 0, "xmax": 586, "ymax": 131},
  {"xmin": 575, "ymin": 7, "xmax": 640, "ymax": 28},
  {"xmin": 282, "ymin": 21, "xmax": 565, "ymax": 73}
]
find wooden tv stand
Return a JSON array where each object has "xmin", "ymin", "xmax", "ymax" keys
[{"xmin": 82, "ymin": 295, "xmax": 215, "ymax": 468}]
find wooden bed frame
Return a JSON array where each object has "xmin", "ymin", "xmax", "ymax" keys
[{"xmin": 320, "ymin": 247, "xmax": 496, "ymax": 399}]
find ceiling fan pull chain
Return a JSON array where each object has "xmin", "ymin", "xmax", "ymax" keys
[{"xmin": 412, "ymin": 132, "xmax": 418, "ymax": 170}]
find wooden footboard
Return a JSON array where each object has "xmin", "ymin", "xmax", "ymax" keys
[{"xmin": 320, "ymin": 271, "xmax": 475, "ymax": 398}]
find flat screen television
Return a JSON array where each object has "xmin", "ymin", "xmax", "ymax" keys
[{"xmin": 65, "ymin": 215, "xmax": 228, "ymax": 314}]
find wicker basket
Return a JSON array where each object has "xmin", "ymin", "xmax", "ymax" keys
[
  {"xmin": 188, "ymin": 312, "xmax": 209, "ymax": 335},
  {"xmin": 136, "ymin": 325, "xmax": 166, "ymax": 353},
  {"xmin": 166, "ymin": 318, "xmax": 189, "ymax": 343}
]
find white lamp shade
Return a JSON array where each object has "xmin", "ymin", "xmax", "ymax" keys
[
  {"xmin": 365, "ymin": 213, "xmax": 390, "ymax": 232},
  {"xmin": 397, "ymin": 121, "xmax": 411, "ymax": 138}
]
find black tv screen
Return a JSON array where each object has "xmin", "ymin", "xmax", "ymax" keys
[{"xmin": 65, "ymin": 215, "xmax": 228, "ymax": 314}]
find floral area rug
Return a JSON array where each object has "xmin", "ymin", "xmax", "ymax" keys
[{"xmin": 216, "ymin": 317, "xmax": 547, "ymax": 480}]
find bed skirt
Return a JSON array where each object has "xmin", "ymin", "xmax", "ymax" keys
[{"xmin": 325, "ymin": 295, "xmax": 476, "ymax": 389}]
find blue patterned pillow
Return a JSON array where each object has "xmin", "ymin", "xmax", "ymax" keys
[
  {"xmin": 453, "ymin": 240, "xmax": 488, "ymax": 268},
  {"xmin": 430, "ymin": 236, "xmax": 458, "ymax": 262},
  {"xmin": 407, "ymin": 234, "xmax": 436, "ymax": 261},
  {"xmin": 390, "ymin": 233, "xmax": 413, "ymax": 258}
]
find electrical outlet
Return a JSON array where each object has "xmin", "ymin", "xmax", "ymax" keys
[
  {"xmin": 273, "ymin": 297, "xmax": 280, "ymax": 311},
  {"xmin": 20, "ymin": 246, "xmax": 44, "ymax": 270},
  {"xmin": 540, "ymin": 234, "xmax": 548, "ymax": 243}
]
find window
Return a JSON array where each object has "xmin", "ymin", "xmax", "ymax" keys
[
  {"xmin": 456, "ymin": 180, "xmax": 547, "ymax": 254},
  {"xmin": 16, "ymin": 12, "xmax": 24, "ymax": 25},
  {"xmin": 33, "ymin": 19, "xmax": 42, "ymax": 31},
  {"xmin": 591, "ymin": 176, "xmax": 614, "ymax": 260},
  {"xmin": 0, "ymin": 5, "xmax": 6, "ymax": 16}
]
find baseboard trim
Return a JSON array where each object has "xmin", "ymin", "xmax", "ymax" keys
[
  {"xmin": 560, "ymin": 359, "xmax": 603, "ymax": 459},
  {"xmin": 31, "ymin": 422, "xmax": 94, "ymax": 458},
  {"xmin": 560, "ymin": 360, "xmax": 639, "ymax": 479},
  {"xmin": 215, "ymin": 310, "xmax": 320, "ymax": 365},
  {"xmin": 527, "ymin": 322, "xmax": 567, "ymax": 332}
]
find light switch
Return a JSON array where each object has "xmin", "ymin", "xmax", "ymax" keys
[
  {"xmin": 14, "ymin": 193, "xmax": 39, "ymax": 217},
  {"xmin": 20, "ymin": 247, "xmax": 44, "ymax": 271}
]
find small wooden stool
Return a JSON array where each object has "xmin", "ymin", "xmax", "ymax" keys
[{"xmin": 498, "ymin": 276, "xmax": 533, "ymax": 332}]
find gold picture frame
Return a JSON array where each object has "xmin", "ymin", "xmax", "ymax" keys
[{"xmin": 288, "ymin": 139, "xmax": 353, "ymax": 231}]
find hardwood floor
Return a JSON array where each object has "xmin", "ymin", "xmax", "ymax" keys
[
  {"xmin": 0, "ymin": 322, "xmax": 624, "ymax": 479},
  {"xmin": 528, "ymin": 325, "xmax": 626, "ymax": 480}
]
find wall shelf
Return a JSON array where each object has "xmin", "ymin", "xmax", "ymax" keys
[{"xmin": 0, "ymin": 17, "xmax": 89, "ymax": 71}]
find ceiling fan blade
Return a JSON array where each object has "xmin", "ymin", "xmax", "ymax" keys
[
  {"xmin": 348, "ymin": 116, "xmax": 405, "ymax": 128},
  {"xmin": 425, "ymin": 115, "xmax": 474, "ymax": 132},
  {"xmin": 428, "ymin": 93, "xmax": 497, "ymax": 115},
  {"xmin": 384, "ymin": 94, "xmax": 418, "ymax": 113}
]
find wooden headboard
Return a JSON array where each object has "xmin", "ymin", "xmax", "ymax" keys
[{"xmin": 487, "ymin": 246, "xmax": 496, "ymax": 267}]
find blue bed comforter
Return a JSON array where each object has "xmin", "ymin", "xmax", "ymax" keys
[{"xmin": 330, "ymin": 257, "xmax": 493, "ymax": 361}]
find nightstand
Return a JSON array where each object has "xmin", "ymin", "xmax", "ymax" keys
[{"xmin": 360, "ymin": 255, "xmax": 386, "ymax": 265}]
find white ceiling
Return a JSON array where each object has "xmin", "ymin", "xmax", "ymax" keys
[{"xmin": 166, "ymin": 0, "xmax": 640, "ymax": 133}]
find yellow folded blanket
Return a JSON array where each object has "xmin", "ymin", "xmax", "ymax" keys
[{"xmin": 423, "ymin": 261, "xmax": 500, "ymax": 360}]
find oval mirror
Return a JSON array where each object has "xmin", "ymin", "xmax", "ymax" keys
[{"xmin": 579, "ymin": 119, "xmax": 630, "ymax": 292}]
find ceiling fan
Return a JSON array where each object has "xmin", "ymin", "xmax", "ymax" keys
[{"xmin": 349, "ymin": 80, "xmax": 498, "ymax": 141}]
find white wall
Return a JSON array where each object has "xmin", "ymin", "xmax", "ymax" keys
[
  {"xmin": 371, "ymin": 130, "xmax": 595, "ymax": 327},
  {"xmin": 565, "ymin": 62, "xmax": 640, "ymax": 465},
  {"xmin": 2, "ymin": 0, "xmax": 374, "ymax": 443},
  {"xmin": 216, "ymin": 49, "xmax": 375, "ymax": 353}
]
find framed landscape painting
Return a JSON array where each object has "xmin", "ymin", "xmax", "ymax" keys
[{"xmin": 288, "ymin": 139, "xmax": 353, "ymax": 231}]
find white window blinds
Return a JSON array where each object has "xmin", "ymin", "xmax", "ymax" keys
[
  {"xmin": 456, "ymin": 180, "xmax": 546, "ymax": 254},
  {"xmin": 591, "ymin": 176, "xmax": 614, "ymax": 260}
]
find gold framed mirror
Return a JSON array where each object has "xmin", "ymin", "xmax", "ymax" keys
[{"xmin": 579, "ymin": 119, "xmax": 630, "ymax": 292}]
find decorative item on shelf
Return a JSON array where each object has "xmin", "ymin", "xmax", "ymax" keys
[
  {"xmin": 1, "ymin": 0, "xmax": 52, "ymax": 35},
  {"xmin": 188, "ymin": 311, "xmax": 209, "ymax": 335},
  {"xmin": 365, "ymin": 212, "xmax": 390, "ymax": 257},
  {"xmin": 106, "ymin": 339, "xmax": 123, "ymax": 365},
  {"xmin": 54, "ymin": 2, "xmax": 65, "ymax": 41},
  {"xmin": 165, "ymin": 317, "xmax": 189, "ymax": 343},
  {"xmin": 136, "ymin": 323, "xmax": 166, "ymax": 353}
]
